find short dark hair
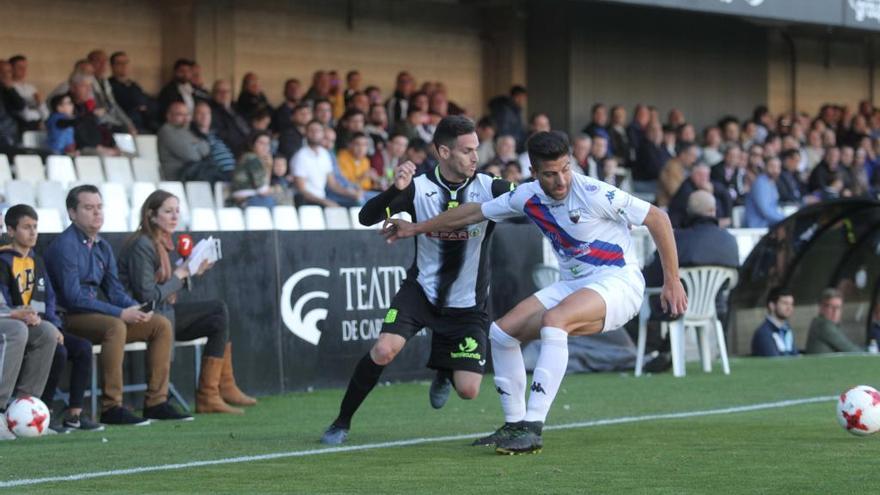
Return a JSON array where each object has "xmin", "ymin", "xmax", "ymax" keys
[
  {"xmin": 780, "ymin": 148, "xmax": 800, "ymax": 161},
  {"xmin": 527, "ymin": 131, "xmax": 570, "ymax": 169},
  {"xmin": 306, "ymin": 118, "xmax": 324, "ymax": 129},
  {"xmin": 248, "ymin": 130, "xmax": 272, "ymax": 149},
  {"xmin": 8, "ymin": 54, "xmax": 26, "ymax": 66},
  {"xmin": 476, "ymin": 116, "xmax": 494, "ymax": 129},
  {"xmin": 4, "ymin": 204, "xmax": 38, "ymax": 229},
  {"xmin": 346, "ymin": 70, "xmax": 360, "ymax": 82},
  {"xmin": 433, "ymin": 115, "xmax": 475, "ymax": 151},
  {"xmin": 313, "ymin": 98, "xmax": 332, "ymax": 108},
  {"xmin": 407, "ymin": 137, "xmax": 428, "ymax": 153},
  {"xmin": 66, "ymin": 185, "xmax": 101, "ymax": 211},
  {"xmin": 349, "ymin": 132, "xmax": 368, "ymax": 142},
  {"xmin": 341, "ymin": 109, "xmax": 365, "ymax": 122},
  {"xmin": 766, "ymin": 287, "xmax": 794, "ymax": 307},
  {"xmin": 109, "ymin": 51, "xmax": 126, "ymax": 65},
  {"xmin": 510, "ymin": 85, "xmax": 527, "ymax": 97},
  {"xmin": 173, "ymin": 58, "xmax": 193, "ymax": 71},
  {"xmin": 49, "ymin": 93, "xmax": 71, "ymax": 112},
  {"xmin": 292, "ymin": 102, "xmax": 311, "ymax": 114}
]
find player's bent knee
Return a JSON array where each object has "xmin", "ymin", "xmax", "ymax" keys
[
  {"xmin": 370, "ymin": 343, "xmax": 400, "ymax": 366},
  {"xmin": 540, "ymin": 309, "xmax": 571, "ymax": 332},
  {"xmin": 456, "ymin": 384, "xmax": 480, "ymax": 400}
]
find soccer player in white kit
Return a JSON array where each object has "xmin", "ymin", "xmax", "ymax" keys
[{"xmin": 384, "ymin": 131, "xmax": 688, "ymax": 454}]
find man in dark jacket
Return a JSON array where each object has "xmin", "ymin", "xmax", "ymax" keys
[
  {"xmin": 667, "ymin": 164, "xmax": 732, "ymax": 228},
  {"xmin": 0, "ymin": 60, "xmax": 25, "ymax": 154},
  {"xmin": 0, "ymin": 205, "xmax": 101, "ymax": 432},
  {"xmin": 777, "ymin": 149, "xmax": 806, "ymax": 204},
  {"xmin": 751, "ymin": 287, "xmax": 798, "ymax": 357},
  {"xmin": 488, "ymin": 85, "xmax": 527, "ymax": 152},
  {"xmin": 209, "ymin": 79, "xmax": 251, "ymax": 157}
]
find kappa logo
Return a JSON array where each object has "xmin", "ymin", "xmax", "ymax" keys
[
  {"xmin": 605, "ymin": 190, "xmax": 616, "ymax": 205},
  {"xmin": 280, "ymin": 268, "xmax": 330, "ymax": 345},
  {"xmin": 531, "ymin": 382, "xmax": 547, "ymax": 394}
]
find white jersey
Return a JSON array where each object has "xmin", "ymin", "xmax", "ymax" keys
[{"xmin": 481, "ymin": 174, "xmax": 650, "ymax": 280}]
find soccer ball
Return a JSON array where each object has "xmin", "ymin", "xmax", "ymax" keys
[
  {"xmin": 837, "ymin": 385, "xmax": 880, "ymax": 436},
  {"xmin": 5, "ymin": 396, "xmax": 50, "ymax": 438}
]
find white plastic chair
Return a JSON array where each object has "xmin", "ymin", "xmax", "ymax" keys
[
  {"xmin": 130, "ymin": 182, "xmax": 158, "ymax": 214},
  {"xmin": 0, "ymin": 154, "xmax": 11, "ymax": 187},
  {"xmin": 5, "ymin": 180, "xmax": 36, "ymax": 207},
  {"xmin": 217, "ymin": 208, "xmax": 245, "ymax": 231},
  {"xmin": 135, "ymin": 134, "xmax": 159, "ymax": 159},
  {"xmin": 731, "ymin": 228, "xmax": 767, "ymax": 265},
  {"xmin": 731, "ymin": 205, "xmax": 745, "ymax": 229},
  {"xmin": 99, "ymin": 183, "xmax": 130, "ymax": 219},
  {"xmin": 272, "ymin": 205, "xmax": 300, "ymax": 231},
  {"xmin": 102, "ymin": 210, "xmax": 130, "ymax": 232},
  {"xmin": 245, "ymin": 207, "xmax": 274, "ymax": 231},
  {"xmin": 104, "ymin": 156, "xmax": 134, "ymax": 187},
  {"xmin": 35, "ymin": 208, "xmax": 64, "ymax": 233},
  {"xmin": 190, "ymin": 208, "xmax": 219, "ymax": 231},
  {"xmin": 298, "ymin": 205, "xmax": 326, "ymax": 230},
  {"xmin": 22, "ymin": 130, "xmax": 47, "ymax": 149},
  {"xmin": 324, "ymin": 206, "xmax": 350, "ymax": 230},
  {"xmin": 112, "ymin": 133, "xmax": 137, "ymax": 155},
  {"xmin": 36, "ymin": 181, "xmax": 67, "ymax": 222},
  {"xmin": 75, "ymin": 156, "xmax": 106, "ymax": 184},
  {"xmin": 635, "ymin": 266, "xmax": 738, "ymax": 378},
  {"xmin": 185, "ymin": 182, "xmax": 214, "ymax": 209},
  {"xmin": 214, "ymin": 182, "xmax": 229, "ymax": 210},
  {"xmin": 14, "ymin": 154, "xmax": 45, "ymax": 184},
  {"xmin": 132, "ymin": 157, "xmax": 161, "ymax": 184},
  {"xmin": 46, "ymin": 155, "xmax": 77, "ymax": 186}
]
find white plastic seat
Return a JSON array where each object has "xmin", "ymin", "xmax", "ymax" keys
[
  {"xmin": 298, "ymin": 205, "xmax": 326, "ymax": 230},
  {"xmin": 350, "ymin": 206, "xmax": 378, "ymax": 229},
  {"xmin": 635, "ymin": 266, "xmax": 738, "ymax": 378},
  {"xmin": 112, "ymin": 133, "xmax": 137, "ymax": 155},
  {"xmin": 98, "ymin": 183, "xmax": 130, "ymax": 220},
  {"xmin": 35, "ymin": 208, "xmax": 64, "ymax": 233},
  {"xmin": 104, "ymin": 156, "xmax": 134, "ymax": 187},
  {"xmin": 158, "ymin": 181, "xmax": 190, "ymax": 227},
  {"xmin": 731, "ymin": 228, "xmax": 767, "ymax": 265},
  {"xmin": 185, "ymin": 181, "xmax": 214, "ymax": 209},
  {"xmin": 731, "ymin": 205, "xmax": 745, "ymax": 229},
  {"xmin": 216, "ymin": 207, "xmax": 245, "ymax": 231},
  {"xmin": 214, "ymin": 182, "xmax": 229, "ymax": 210},
  {"xmin": 5, "ymin": 180, "xmax": 36, "ymax": 207},
  {"xmin": 135, "ymin": 134, "xmax": 159, "ymax": 159},
  {"xmin": 130, "ymin": 182, "xmax": 158, "ymax": 214},
  {"xmin": 129, "ymin": 208, "xmax": 142, "ymax": 231},
  {"xmin": 102, "ymin": 210, "xmax": 130, "ymax": 232},
  {"xmin": 272, "ymin": 205, "xmax": 300, "ymax": 230},
  {"xmin": 131, "ymin": 157, "xmax": 161, "ymax": 184},
  {"xmin": 324, "ymin": 206, "xmax": 350, "ymax": 230},
  {"xmin": 14, "ymin": 154, "xmax": 45, "ymax": 184},
  {"xmin": 74, "ymin": 156, "xmax": 106, "ymax": 184},
  {"xmin": 190, "ymin": 208, "xmax": 219, "ymax": 231},
  {"xmin": 22, "ymin": 130, "xmax": 47, "ymax": 149},
  {"xmin": 245, "ymin": 207, "xmax": 273, "ymax": 231},
  {"xmin": 0, "ymin": 154, "xmax": 11, "ymax": 187},
  {"xmin": 46, "ymin": 155, "xmax": 77, "ymax": 186},
  {"xmin": 36, "ymin": 181, "xmax": 67, "ymax": 221}
]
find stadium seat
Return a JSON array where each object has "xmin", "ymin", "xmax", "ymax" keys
[
  {"xmin": 36, "ymin": 181, "xmax": 68, "ymax": 221},
  {"xmin": 0, "ymin": 154, "xmax": 12, "ymax": 187},
  {"xmin": 350, "ymin": 206, "xmax": 369, "ymax": 229},
  {"xmin": 135, "ymin": 134, "xmax": 159, "ymax": 159},
  {"xmin": 158, "ymin": 181, "xmax": 191, "ymax": 227},
  {"xmin": 190, "ymin": 207, "xmax": 219, "ymax": 231},
  {"xmin": 217, "ymin": 207, "xmax": 245, "ymax": 231},
  {"xmin": 394, "ymin": 211, "xmax": 412, "ymax": 223},
  {"xmin": 132, "ymin": 157, "xmax": 161, "ymax": 184},
  {"xmin": 5, "ymin": 180, "xmax": 36, "ymax": 207},
  {"xmin": 272, "ymin": 205, "xmax": 300, "ymax": 230},
  {"xmin": 46, "ymin": 155, "xmax": 77, "ymax": 186},
  {"xmin": 74, "ymin": 156, "xmax": 106, "ymax": 184},
  {"xmin": 213, "ymin": 181, "xmax": 229, "ymax": 210},
  {"xmin": 245, "ymin": 207, "xmax": 274, "ymax": 231},
  {"xmin": 22, "ymin": 130, "xmax": 47, "ymax": 150},
  {"xmin": 732, "ymin": 228, "xmax": 767, "ymax": 264},
  {"xmin": 298, "ymin": 205, "xmax": 326, "ymax": 230},
  {"xmin": 99, "ymin": 183, "xmax": 130, "ymax": 218},
  {"xmin": 185, "ymin": 181, "xmax": 214, "ymax": 209},
  {"xmin": 104, "ymin": 156, "xmax": 135, "ymax": 187},
  {"xmin": 112, "ymin": 133, "xmax": 137, "ymax": 155},
  {"xmin": 731, "ymin": 205, "xmax": 745, "ymax": 228},
  {"xmin": 325, "ymin": 207, "xmax": 351, "ymax": 229},
  {"xmin": 129, "ymin": 208, "xmax": 141, "ymax": 231},
  {"xmin": 130, "ymin": 182, "xmax": 158, "ymax": 214},
  {"xmin": 35, "ymin": 208, "xmax": 64, "ymax": 233},
  {"xmin": 13, "ymin": 154, "xmax": 45, "ymax": 183},
  {"xmin": 635, "ymin": 266, "xmax": 738, "ymax": 378},
  {"xmin": 102, "ymin": 210, "xmax": 129, "ymax": 232}
]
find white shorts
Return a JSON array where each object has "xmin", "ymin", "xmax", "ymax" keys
[{"xmin": 534, "ymin": 265, "xmax": 645, "ymax": 332}]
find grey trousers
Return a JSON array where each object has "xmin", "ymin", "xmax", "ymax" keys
[{"xmin": 0, "ymin": 319, "xmax": 59, "ymax": 409}]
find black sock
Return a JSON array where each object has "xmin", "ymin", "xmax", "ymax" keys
[
  {"xmin": 333, "ymin": 353, "xmax": 385, "ymax": 429},
  {"xmin": 437, "ymin": 368, "xmax": 455, "ymax": 389}
]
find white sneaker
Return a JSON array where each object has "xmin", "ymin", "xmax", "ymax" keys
[{"xmin": 0, "ymin": 415, "xmax": 16, "ymax": 440}]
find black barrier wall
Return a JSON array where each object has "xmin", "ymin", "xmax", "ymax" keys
[{"xmin": 35, "ymin": 224, "xmax": 545, "ymax": 402}]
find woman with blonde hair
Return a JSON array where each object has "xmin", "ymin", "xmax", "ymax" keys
[{"xmin": 118, "ymin": 189, "xmax": 256, "ymax": 414}]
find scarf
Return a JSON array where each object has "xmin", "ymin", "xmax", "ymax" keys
[{"xmin": 153, "ymin": 232, "xmax": 177, "ymax": 305}]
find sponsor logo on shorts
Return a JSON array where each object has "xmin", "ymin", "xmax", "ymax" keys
[{"xmin": 450, "ymin": 337, "xmax": 482, "ymax": 360}]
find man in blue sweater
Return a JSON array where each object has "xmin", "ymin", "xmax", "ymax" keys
[{"xmin": 744, "ymin": 157, "xmax": 786, "ymax": 228}]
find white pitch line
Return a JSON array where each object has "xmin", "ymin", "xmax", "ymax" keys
[{"xmin": 0, "ymin": 395, "xmax": 835, "ymax": 489}]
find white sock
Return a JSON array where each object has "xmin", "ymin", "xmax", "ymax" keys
[
  {"xmin": 523, "ymin": 326, "xmax": 569, "ymax": 423},
  {"xmin": 489, "ymin": 322, "xmax": 526, "ymax": 423}
]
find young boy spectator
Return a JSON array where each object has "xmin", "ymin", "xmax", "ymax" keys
[{"xmin": 46, "ymin": 94, "xmax": 77, "ymax": 155}]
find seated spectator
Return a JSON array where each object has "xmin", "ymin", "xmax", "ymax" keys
[
  {"xmin": 656, "ymin": 143, "xmax": 698, "ymax": 207},
  {"xmin": 702, "ymin": 126, "xmax": 723, "ymax": 166},
  {"xmin": 335, "ymin": 109, "xmax": 366, "ymax": 151},
  {"xmin": 292, "ymin": 120, "xmax": 362, "ymax": 207},
  {"xmin": 343, "ymin": 70, "xmax": 362, "ymax": 105},
  {"xmin": 278, "ymin": 102, "xmax": 312, "ymax": 162},
  {"xmin": 475, "ymin": 117, "xmax": 496, "ymax": 166},
  {"xmin": 190, "ymin": 100, "xmax": 236, "ymax": 181},
  {"xmin": 158, "ymin": 59, "xmax": 198, "ymax": 120},
  {"xmin": 303, "ymin": 70, "xmax": 331, "ymax": 104},
  {"xmin": 8, "ymin": 55, "xmax": 47, "ymax": 130},
  {"xmin": 778, "ymin": 149, "xmax": 807, "ymax": 205},
  {"xmin": 632, "ymin": 121, "xmax": 668, "ymax": 192},
  {"xmin": 744, "ymin": 156, "xmax": 785, "ymax": 228},
  {"xmin": 47, "ymin": 59, "xmax": 94, "ymax": 101},
  {"xmin": 587, "ymin": 134, "xmax": 610, "ymax": 178},
  {"xmin": 502, "ymin": 160, "xmax": 522, "ymax": 183},
  {"xmin": 385, "ymin": 71, "xmax": 415, "ymax": 130},
  {"xmin": 348, "ymin": 92, "xmax": 370, "ymax": 115},
  {"xmin": 627, "ymin": 104, "xmax": 650, "ymax": 159},
  {"xmin": 805, "ymin": 288, "xmax": 861, "ymax": 354},
  {"xmin": 337, "ymin": 132, "xmax": 377, "ymax": 191},
  {"xmin": 87, "ymin": 50, "xmax": 136, "ymax": 134},
  {"xmin": 108, "ymin": 51, "xmax": 156, "ymax": 133},
  {"xmin": 517, "ymin": 113, "xmax": 552, "ymax": 178},
  {"xmin": 210, "ymin": 79, "xmax": 251, "ymax": 157},
  {"xmin": 314, "ymin": 98, "xmax": 334, "ymax": 128},
  {"xmin": 118, "ymin": 190, "xmax": 256, "ymax": 414},
  {"xmin": 271, "ymin": 78, "xmax": 302, "ymax": 133},
  {"xmin": 569, "ymin": 134, "xmax": 591, "ymax": 176},
  {"xmin": 600, "ymin": 157, "xmax": 624, "ymax": 188},
  {"xmin": 0, "ymin": 60, "xmax": 26, "ymax": 155},
  {"xmin": 582, "ymin": 103, "xmax": 610, "ymax": 143},
  {"xmin": 249, "ymin": 107, "xmax": 272, "ymax": 133},
  {"xmin": 231, "ymin": 131, "xmax": 276, "ymax": 208},
  {"xmin": 488, "ymin": 85, "xmax": 527, "ymax": 152},
  {"xmin": 46, "ymin": 185, "xmax": 186, "ymax": 425},
  {"xmin": 668, "ymin": 164, "xmax": 732, "ymax": 228},
  {"xmin": 711, "ymin": 145, "xmax": 747, "ymax": 205},
  {"xmin": 365, "ymin": 104, "xmax": 389, "ymax": 156},
  {"xmin": 0, "ymin": 301, "xmax": 58, "ymax": 440},
  {"xmin": 0, "ymin": 206, "xmax": 97, "ymax": 432},
  {"xmin": 46, "ymin": 94, "xmax": 77, "ymax": 155},
  {"xmin": 608, "ymin": 105, "xmax": 631, "ymax": 164},
  {"xmin": 365, "ymin": 85, "xmax": 382, "ymax": 105},
  {"xmin": 157, "ymin": 102, "xmax": 213, "ymax": 181},
  {"xmin": 270, "ymin": 155, "xmax": 294, "ymax": 205},
  {"xmin": 808, "ymin": 146, "xmax": 843, "ymax": 194},
  {"xmin": 407, "ymin": 137, "xmax": 431, "ymax": 175},
  {"xmin": 69, "ymin": 74, "xmax": 119, "ymax": 156},
  {"xmin": 189, "ymin": 63, "xmax": 211, "ymax": 102},
  {"xmin": 751, "ymin": 287, "xmax": 798, "ymax": 357},
  {"xmin": 236, "ymin": 72, "xmax": 270, "ymax": 121},
  {"xmin": 371, "ymin": 133, "xmax": 408, "ymax": 189},
  {"xmin": 486, "ymin": 134, "xmax": 519, "ymax": 171}
]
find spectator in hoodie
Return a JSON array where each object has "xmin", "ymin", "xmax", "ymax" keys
[{"xmin": 488, "ymin": 85, "xmax": 527, "ymax": 152}]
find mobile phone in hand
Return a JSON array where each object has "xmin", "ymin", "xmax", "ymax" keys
[{"xmin": 139, "ymin": 300, "xmax": 156, "ymax": 312}]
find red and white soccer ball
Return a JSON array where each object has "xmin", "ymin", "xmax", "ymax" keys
[
  {"xmin": 837, "ymin": 385, "xmax": 880, "ymax": 436},
  {"xmin": 5, "ymin": 396, "xmax": 50, "ymax": 438}
]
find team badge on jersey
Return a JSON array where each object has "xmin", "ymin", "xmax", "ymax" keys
[{"xmin": 568, "ymin": 208, "xmax": 584, "ymax": 223}]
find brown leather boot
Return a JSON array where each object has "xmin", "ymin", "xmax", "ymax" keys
[
  {"xmin": 219, "ymin": 343, "xmax": 257, "ymax": 406},
  {"xmin": 197, "ymin": 356, "xmax": 244, "ymax": 414}
]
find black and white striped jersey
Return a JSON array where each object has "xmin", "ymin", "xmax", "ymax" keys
[{"xmin": 359, "ymin": 168, "xmax": 514, "ymax": 309}]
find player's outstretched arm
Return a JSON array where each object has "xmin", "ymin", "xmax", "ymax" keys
[
  {"xmin": 642, "ymin": 205, "xmax": 688, "ymax": 317},
  {"xmin": 383, "ymin": 203, "xmax": 486, "ymax": 243},
  {"xmin": 358, "ymin": 161, "xmax": 417, "ymax": 226}
]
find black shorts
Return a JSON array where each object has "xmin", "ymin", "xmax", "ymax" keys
[{"xmin": 381, "ymin": 281, "xmax": 489, "ymax": 374}]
